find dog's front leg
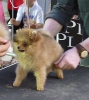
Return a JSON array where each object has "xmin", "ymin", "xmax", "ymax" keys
[
  {"xmin": 13, "ymin": 65, "xmax": 28, "ymax": 87},
  {"xmin": 34, "ymin": 67, "xmax": 46, "ymax": 91}
]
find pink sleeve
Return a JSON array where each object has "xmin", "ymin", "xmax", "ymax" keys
[{"xmin": 0, "ymin": 1, "xmax": 5, "ymax": 23}]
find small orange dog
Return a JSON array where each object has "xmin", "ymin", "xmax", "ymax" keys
[{"xmin": 13, "ymin": 28, "xmax": 64, "ymax": 91}]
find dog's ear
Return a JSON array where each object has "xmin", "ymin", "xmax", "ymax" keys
[{"xmin": 29, "ymin": 30, "xmax": 40, "ymax": 41}]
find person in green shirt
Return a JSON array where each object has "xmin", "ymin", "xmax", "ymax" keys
[{"xmin": 43, "ymin": 0, "xmax": 89, "ymax": 69}]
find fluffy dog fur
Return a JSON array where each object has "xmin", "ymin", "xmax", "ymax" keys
[{"xmin": 13, "ymin": 28, "xmax": 64, "ymax": 91}]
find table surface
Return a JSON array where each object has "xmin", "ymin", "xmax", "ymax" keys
[{"xmin": 0, "ymin": 64, "xmax": 89, "ymax": 100}]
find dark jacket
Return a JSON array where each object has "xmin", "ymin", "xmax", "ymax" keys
[{"xmin": 46, "ymin": 0, "xmax": 89, "ymax": 39}]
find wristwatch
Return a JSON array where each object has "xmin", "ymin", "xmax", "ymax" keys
[{"xmin": 76, "ymin": 44, "xmax": 88, "ymax": 59}]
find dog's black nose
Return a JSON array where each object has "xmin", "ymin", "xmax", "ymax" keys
[
  {"xmin": 17, "ymin": 46, "xmax": 24, "ymax": 52},
  {"xmin": 17, "ymin": 46, "xmax": 20, "ymax": 50}
]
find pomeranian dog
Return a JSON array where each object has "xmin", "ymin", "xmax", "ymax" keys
[{"xmin": 13, "ymin": 28, "xmax": 64, "ymax": 91}]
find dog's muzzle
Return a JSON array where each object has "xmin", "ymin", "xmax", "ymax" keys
[{"xmin": 17, "ymin": 46, "xmax": 24, "ymax": 52}]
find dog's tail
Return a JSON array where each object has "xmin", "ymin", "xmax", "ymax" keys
[{"xmin": 0, "ymin": 22, "xmax": 10, "ymax": 40}]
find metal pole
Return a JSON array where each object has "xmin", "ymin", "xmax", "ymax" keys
[
  {"xmin": 11, "ymin": 0, "xmax": 14, "ymax": 45},
  {"xmin": 44, "ymin": 0, "xmax": 46, "ymax": 22},
  {"xmin": 27, "ymin": 0, "xmax": 29, "ymax": 13},
  {"xmin": 9, "ymin": 0, "xmax": 16, "ymax": 57},
  {"xmin": 27, "ymin": 0, "xmax": 30, "ymax": 28}
]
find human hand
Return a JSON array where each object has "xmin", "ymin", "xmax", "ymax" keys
[
  {"xmin": 10, "ymin": 18, "xmax": 16, "ymax": 25},
  {"xmin": 55, "ymin": 47, "xmax": 81, "ymax": 70},
  {"xmin": 30, "ymin": 24, "xmax": 36, "ymax": 29},
  {"xmin": 0, "ymin": 37, "xmax": 10, "ymax": 57}
]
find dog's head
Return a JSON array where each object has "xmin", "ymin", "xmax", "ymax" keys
[{"xmin": 14, "ymin": 28, "xmax": 41, "ymax": 52}]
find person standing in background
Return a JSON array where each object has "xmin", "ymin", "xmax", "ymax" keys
[
  {"xmin": 7, "ymin": 0, "xmax": 23, "ymax": 32},
  {"xmin": 10, "ymin": 0, "xmax": 44, "ymax": 29}
]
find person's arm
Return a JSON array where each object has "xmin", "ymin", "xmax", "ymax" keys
[
  {"xmin": 10, "ymin": 4, "xmax": 24, "ymax": 26},
  {"xmin": 35, "ymin": 23, "xmax": 44, "ymax": 29},
  {"xmin": 54, "ymin": 38, "xmax": 89, "ymax": 70},
  {"xmin": 32, "ymin": 7, "xmax": 44, "ymax": 29},
  {"xmin": 30, "ymin": 23, "xmax": 44, "ymax": 29},
  {"xmin": 43, "ymin": 19, "xmax": 82, "ymax": 70},
  {"xmin": 43, "ymin": 0, "xmax": 77, "ymax": 36},
  {"xmin": 15, "ymin": 4, "xmax": 24, "ymax": 26},
  {"xmin": 43, "ymin": 18, "xmax": 63, "ymax": 36},
  {"xmin": 10, "ymin": 18, "xmax": 21, "ymax": 26},
  {"xmin": 43, "ymin": 0, "xmax": 83, "ymax": 70},
  {"xmin": 80, "ymin": 38, "xmax": 89, "ymax": 52}
]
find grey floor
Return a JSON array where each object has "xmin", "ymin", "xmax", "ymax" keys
[{"xmin": 0, "ymin": 64, "xmax": 89, "ymax": 100}]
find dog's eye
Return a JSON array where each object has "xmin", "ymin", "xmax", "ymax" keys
[{"xmin": 23, "ymin": 42, "xmax": 27, "ymax": 47}]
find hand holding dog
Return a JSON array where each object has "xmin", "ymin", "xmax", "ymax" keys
[
  {"xmin": 0, "ymin": 37, "xmax": 10, "ymax": 57},
  {"xmin": 55, "ymin": 47, "xmax": 81, "ymax": 70}
]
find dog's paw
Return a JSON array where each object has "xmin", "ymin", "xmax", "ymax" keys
[
  {"xmin": 13, "ymin": 81, "xmax": 21, "ymax": 87},
  {"xmin": 54, "ymin": 68, "xmax": 64, "ymax": 79},
  {"xmin": 57, "ymin": 72, "xmax": 64, "ymax": 79},
  {"xmin": 37, "ymin": 86, "xmax": 44, "ymax": 91}
]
